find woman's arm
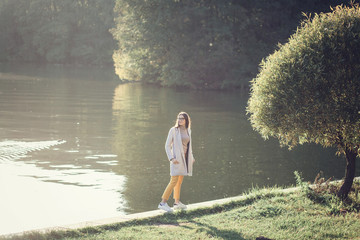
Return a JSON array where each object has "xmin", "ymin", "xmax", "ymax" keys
[
  {"xmin": 188, "ymin": 128, "xmax": 195, "ymax": 162},
  {"xmin": 165, "ymin": 127, "xmax": 175, "ymax": 161}
]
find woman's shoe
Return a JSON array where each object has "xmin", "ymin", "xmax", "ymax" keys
[
  {"xmin": 158, "ymin": 202, "xmax": 173, "ymax": 212},
  {"xmin": 173, "ymin": 202, "xmax": 187, "ymax": 210}
]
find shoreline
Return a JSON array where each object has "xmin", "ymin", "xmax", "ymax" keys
[
  {"xmin": 3, "ymin": 177, "xmax": 360, "ymax": 239},
  {"xmin": 2, "ymin": 186, "xmax": 298, "ymax": 238},
  {"xmin": 2, "ymin": 178, "xmax": 360, "ymax": 240}
]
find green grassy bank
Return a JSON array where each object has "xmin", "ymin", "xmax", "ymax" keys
[{"xmin": 3, "ymin": 176, "xmax": 360, "ymax": 240}]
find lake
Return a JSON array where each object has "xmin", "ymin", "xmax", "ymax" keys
[{"xmin": 0, "ymin": 63, "xmax": 354, "ymax": 235}]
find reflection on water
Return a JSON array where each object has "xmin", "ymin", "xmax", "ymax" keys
[
  {"xmin": 0, "ymin": 64, "xmax": 358, "ymax": 235},
  {"xmin": 0, "ymin": 159, "xmax": 126, "ymax": 234},
  {"xmin": 110, "ymin": 83, "xmax": 356, "ymax": 214},
  {"xmin": 0, "ymin": 141, "xmax": 126, "ymax": 235},
  {"xmin": 0, "ymin": 64, "xmax": 126, "ymax": 235}
]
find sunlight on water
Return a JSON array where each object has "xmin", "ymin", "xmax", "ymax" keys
[
  {"xmin": 0, "ymin": 64, "xmax": 351, "ymax": 236},
  {"xmin": 0, "ymin": 140, "xmax": 65, "ymax": 162},
  {"xmin": 0, "ymin": 140, "xmax": 127, "ymax": 235}
]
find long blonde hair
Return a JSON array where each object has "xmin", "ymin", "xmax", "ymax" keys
[{"xmin": 174, "ymin": 112, "xmax": 191, "ymax": 129}]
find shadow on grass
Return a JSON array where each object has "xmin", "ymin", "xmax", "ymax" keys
[{"xmin": 186, "ymin": 219, "xmax": 245, "ymax": 240}]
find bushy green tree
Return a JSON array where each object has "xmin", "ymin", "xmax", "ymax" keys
[{"xmin": 247, "ymin": 4, "xmax": 360, "ymax": 199}]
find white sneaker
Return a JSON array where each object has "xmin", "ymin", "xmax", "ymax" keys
[
  {"xmin": 173, "ymin": 202, "xmax": 187, "ymax": 210},
  {"xmin": 158, "ymin": 202, "xmax": 173, "ymax": 212}
]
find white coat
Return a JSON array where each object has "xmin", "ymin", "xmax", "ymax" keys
[{"xmin": 165, "ymin": 126, "xmax": 194, "ymax": 176}]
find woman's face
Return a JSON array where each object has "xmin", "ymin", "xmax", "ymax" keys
[{"xmin": 178, "ymin": 114, "xmax": 186, "ymax": 126}]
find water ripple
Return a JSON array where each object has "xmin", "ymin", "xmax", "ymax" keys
[{"xmin": 0, "ymin": 140, "xmax": 66, "ymax": 162}]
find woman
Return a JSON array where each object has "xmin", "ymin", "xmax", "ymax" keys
[{"xmin": 158, "ymin": 112, "xmax": 195, "ymax": 212}]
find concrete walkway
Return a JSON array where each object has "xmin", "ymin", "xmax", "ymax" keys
[{"xmin": 3, "ymin": 187, "xmax": 299, "ymax": 238}]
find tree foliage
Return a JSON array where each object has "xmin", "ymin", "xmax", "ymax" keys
[
  {"xmin": 0, "ymin": 0, "xmax": 116, "ymax": 65},
  {"xmin": 112, "ymin": 0, "xmax": 350, "ymax": 89},
  {"xmin": 247, "ymin": 4, "xmax": 360, "ymax": 198},
  {"xmin": 0, "ymin": 0, "xmax": 351, "ymax": 82}
]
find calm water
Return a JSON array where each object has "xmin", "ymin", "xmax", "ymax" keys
[{"xmin": 0, "ymin": 64, "xmax": 355, "ymax": 234}]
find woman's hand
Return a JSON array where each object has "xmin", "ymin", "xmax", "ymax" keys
[{"xmin": 172, "ymin": 159, "xmax": 179, "ymax": 164}]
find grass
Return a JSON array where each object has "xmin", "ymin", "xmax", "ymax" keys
[{"xmin": 3, "ymin": 175, "xmax": 360, "ymax": 240}]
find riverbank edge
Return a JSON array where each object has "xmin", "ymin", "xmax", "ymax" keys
[
  {"xmin": 2, "ymin": 186, "xmax": 300, "ymax": 238},
  {"xmin": 3, "ymin": 177, "xmax": 359, "ymax": 239}
]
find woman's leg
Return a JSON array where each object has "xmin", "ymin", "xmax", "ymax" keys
[
  {"xmin": 161, "ymin": 176, "xmax": 180, "ymax": 202},
  {"xmin": 173, "ymin": 175, "xmax": 184, "ymax": 203}
]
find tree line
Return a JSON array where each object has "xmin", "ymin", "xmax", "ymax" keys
[
  {"xmin": 112, "ymin": 0, "xmax": 350, "ymax": 89},
  {"xmin": 0, "ymin": 0, "xmax": 116, "ymax": 66},
  {"xmin": 0, "ymin": 0, "xmax": 350, "ymax": 89}
]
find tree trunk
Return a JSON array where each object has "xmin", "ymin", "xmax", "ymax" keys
[{"xmin": 337, "ymin": 149, "xmax": 357, "ymax": 199}]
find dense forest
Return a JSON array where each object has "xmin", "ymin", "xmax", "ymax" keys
[
  {"xmin": 112, "ymin": 0, "xmax": 351, "ymax": 89},
  {"xmin": 0, "ymin": 0, "xmax": 116, "ymax": 65},
  {"xmin": 0, "ymin": 0, "xmax": 351, "ymax": 89}
]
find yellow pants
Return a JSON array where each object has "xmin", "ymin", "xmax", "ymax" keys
[{"xmin": 161, "ymin": 175, "xmax": 184, "ymax": 201}]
